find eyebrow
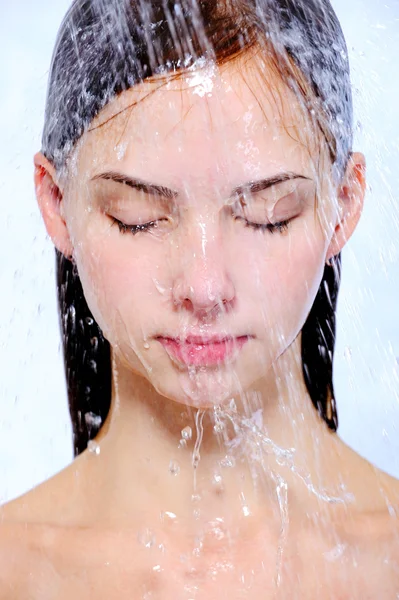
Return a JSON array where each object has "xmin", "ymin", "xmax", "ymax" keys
[
  {"xmin": 91, "ymin": 171, "xmax": 178, "ymax": 199},
  {"xmin": 90, "ymin": 171, "xmax": 311, "ymax": 199},
  {"xmin": 232, "ymin": 173, "xmax": 311, "ymax": 197}
]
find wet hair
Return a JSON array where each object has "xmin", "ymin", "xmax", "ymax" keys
[{"xmin": 42, "ymin": 0, "xmax": 351, "ymax": 456}]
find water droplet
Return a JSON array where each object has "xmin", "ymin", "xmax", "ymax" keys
[
  {"xmin": 152, "ymin": 277, "xmax": 167, "ymax": 295},
  {"xmin": 212, "ymin": 473, "xmax": 224, "ymax": 491},
  {"xmin": 208, "ymin": 560, "xmax": 234, "ymax": 579},
  {"xmin": 87, "ymin": 440, "xmax": 101, "ymax": 455},
  {"xmin": 343, "ymin": 346, "xmax": 352, "ymax": 361},
  {"xmin": 137, "ymin": 527, "xmax": 156, "ymax": 548},
  {"xmin": 220, "ymin": 455, "xmax": 236, "ymax": 468},
  {"xmin": 90, "ymin": 336, "xmax": 99, "ymax": 351},
  {"xmin": 178, "ymin": 438, "xmax": 187, "ymax": 449},
  {"xmin": 229, "ymin": 399, "xmax": 237, "ymax": 412},
  {"xmin": 113, "ymin": 141, "xmax": 128, "ymax": 161},
  {"xmin": 152, "ymin": 564, "xmax": 162, "ymax": 573},
  {"xmin": 239, "ymin": 492, "xmax": 251, "ymax": 517},
  {"xmin": 213, "ymin": 421, "xmax": 224, "ymax": 434},
  {"xmin": 181, "ymin": 426, "xmax": 192, "ymax": 440},
  {"xmin": 192, "ymin": 451, "xmax": 200, "ymax": 469},
  {"xmin": 160, "ymin": 510, "xmax": 177, "ymax": 524},
  {"xmin": 204, "ymin": 519, "xmax": 227, "ymax": 551},
  {"xmin": 85, "ymin": 412, "xmax": 102, "ymax": 428},
  {"xmin": 276, "ymin": 455, "xmax": 286, "ymax": 467},
  {"xmin": 242, "ymin": 505, "xmax": 251, "ymax": 517},
  {"xmin": 143, "ymin": 341, "xmax": 150, "ymax": 349},
  {"xmin": 323, "ymin": 543, "xmax": 347, "ymax": 562},
  {"xmin": 85, "ymin": 317, "xmax": 94, "ymax": 326},
  {"xmin": 191, "ymin": 493, "xmax": 201, "ymax": 503},
  {"xmin": 169, "ymin": 459, "xmax": 180, "ymax": 476}
]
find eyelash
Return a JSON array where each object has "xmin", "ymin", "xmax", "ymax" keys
[
  {"xmin": 234, "ymin": 216, "xmax": 291, "ymax": 234},
  {"xmin": 111, "ymin": 217, "xmax": 165, "ymax": 235},
  {"xmin": 110, "ymin": 216, "xmax": 291, "ymax": 235}
]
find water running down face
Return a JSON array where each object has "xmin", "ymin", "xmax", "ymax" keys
[{"xmin": 51, "ymin": 58, "xmax": 363, "ymax": 410}]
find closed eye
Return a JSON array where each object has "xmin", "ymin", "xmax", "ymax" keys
[
  {"xmin": 109, "ymin": 214, "xmax": 293, "ymax": 236},
  {"xmin": 110, "ymin": 216, "xmax": 165, "ymax": 234},
  {"xmin": 234, "ymin": 215, "xmax": 292, "ymax": 234}
]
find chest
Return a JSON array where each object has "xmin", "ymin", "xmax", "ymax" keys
[{"xmin": 12, "ymin": 526, "xmax": 399, "ymax": 600}]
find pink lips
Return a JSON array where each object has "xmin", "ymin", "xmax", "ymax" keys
[{"xmin": 157, "ymin": 336, "xmax": 250, "ymax": 367}]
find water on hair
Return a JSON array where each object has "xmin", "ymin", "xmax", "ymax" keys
[{"xmin": 46, "ymin": 0, "xmax": 398, "ymax": 595}]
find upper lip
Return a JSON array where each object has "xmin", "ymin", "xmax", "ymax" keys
[{"xmin": 158, "ymin": 334, "xmax": 248, "ymax": 344}]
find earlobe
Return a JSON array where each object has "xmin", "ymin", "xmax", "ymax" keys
[
  {"xmin": 325, "ymin": 152, "xmax": 366, "ymax": 262},
  {"xmin": 34, "ymin": 152, "xmax": 73, "ymax": 259}
]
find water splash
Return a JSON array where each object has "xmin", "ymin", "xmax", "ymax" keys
[
  {"xmin": 185, "ymin": 57, "xmax": 216, "ymax": 97},
  {"xmin": 220, "ymin": 406, "xmax": 354, "ymax": 505}
]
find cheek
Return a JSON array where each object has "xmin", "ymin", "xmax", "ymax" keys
[
  {"xmin": 75, "ymin": 230, "xmax": 161, "ymax": 338},
  {"xmin": 234, "ymin": 228, "xmax": 326, "ymax": 331}
]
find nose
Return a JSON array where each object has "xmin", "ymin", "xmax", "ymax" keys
[{"xmin": 172, "ymin": 218, "xmax": 235, "ymax": 318}]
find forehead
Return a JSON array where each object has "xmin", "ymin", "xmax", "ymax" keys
[{"xmin": 72, "ymin": 58, "xmax": 322, "ymax": 186}]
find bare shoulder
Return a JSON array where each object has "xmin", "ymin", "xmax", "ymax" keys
[
  {"xmin": 335, "ymin": 435, "xmax": 399, "ymax": 516},
  {"xmin": 341, "ymin": 447, "xmax": 399, "ymax": 543},
  {"xmin": 366, "ymin": 461, "xmax": 399, "ymax": 527},
  {"xmin": 334, "ymin": 461, "xmax": 399, "ymax": 589},
  {"xmin": 0, "ymin": 450, "xmax": 95, "ymax": 527},
  {"xmin": 0, "ymin": 456, "xmax": 93, "ymax": 599}
]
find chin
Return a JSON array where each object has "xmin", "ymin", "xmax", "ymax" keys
[{"xmin": 154, "ymin": 364, "xmax": 253, "ymax": 410}]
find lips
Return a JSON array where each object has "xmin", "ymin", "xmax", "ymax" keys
[
  {"xmin": 157, "ymin": 335, "xmax": 250, "ymax": 367},
  {"xmin": 180, "ymin": 335, "xmax": 233, "ymax": 344}
]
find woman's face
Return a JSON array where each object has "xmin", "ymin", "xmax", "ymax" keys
[{"xmin": 59, "ymin": 60, "xmax": 344, "ymax": 408}]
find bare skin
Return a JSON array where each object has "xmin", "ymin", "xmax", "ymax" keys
[
  {"xmin": 1, "ymin": 59, "xmax": 399, "ymax": 598},
  {"xmin": 1, "ymin": 440, "xmax": 399, "ymax": 599}
]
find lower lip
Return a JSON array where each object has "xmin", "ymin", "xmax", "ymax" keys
[{"xmin": 157, "ymin": 336, "xmax": 250, "ymax": 367}]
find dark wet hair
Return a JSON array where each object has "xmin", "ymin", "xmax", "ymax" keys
[{"xmin": 42, "ymin": 0, "xmax": 351, "ymax": 456}]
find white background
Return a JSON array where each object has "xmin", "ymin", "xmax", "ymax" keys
[{"xmin": 0, "ymin": 0, "xmax": 398, "ymax": 503}]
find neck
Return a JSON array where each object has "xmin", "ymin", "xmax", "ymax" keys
[{"xmin": 89, "ymin": 335, "xmax": 355, "ymax": 531}]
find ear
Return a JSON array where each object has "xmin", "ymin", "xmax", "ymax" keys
[
  {"xmin": 34, "ymin": 152, "xmax": 74, "ymax": 259},
  {"xmin": 326, "ymin": 152, "xmax": 366, "ymax": 261}
]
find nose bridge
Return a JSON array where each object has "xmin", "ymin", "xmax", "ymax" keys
[
  {"xmin": 172, "ymin": 211, "xmax": 235, "ymax": 310},
  {"xmin": 182, "ymin": 211, "xmax": 224, "ymax": 283},
  {"xmin": 195, "ymin": 210, "xmax": 217, "ymax": 259}
]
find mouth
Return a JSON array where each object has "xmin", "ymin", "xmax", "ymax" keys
[{"xmin": 156, "ymin": 335, "xmax": 251, "ymax": 367}]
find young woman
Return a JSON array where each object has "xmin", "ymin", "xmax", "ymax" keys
[{"xmin": 1, "ymin": 0, "xmax": 398, "ymax": 597}]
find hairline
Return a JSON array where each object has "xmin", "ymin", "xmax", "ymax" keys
[{"xmin": 60, "ymin": 44, "xmax": 342, "ymax": 196}]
